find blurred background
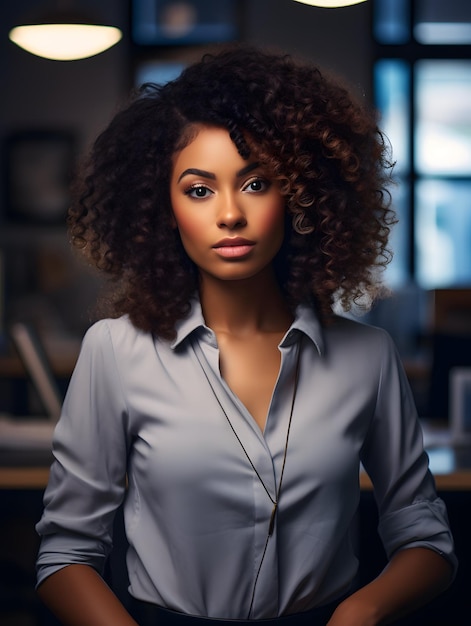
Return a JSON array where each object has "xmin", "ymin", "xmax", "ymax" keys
[{"xmin": 0, "ymin": 1, "xmax": 470, "ymax": 624}]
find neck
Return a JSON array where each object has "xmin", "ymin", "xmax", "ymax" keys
[{"xmin": 199, "ymin": 268, "xmax": 293, "ymax": 337}]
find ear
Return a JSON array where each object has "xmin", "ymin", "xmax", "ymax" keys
[{"xmin": 170, "ymin": 212, "xmax": 178, "ymax": 229}]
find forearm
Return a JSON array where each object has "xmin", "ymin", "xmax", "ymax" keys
[
  {"xmin": 37, "ymin": 564, "xmax": 138, "ymax": 626},
  {"xmin": 328, "ymin": 547, "xmax": 454, "ymax": 626}
]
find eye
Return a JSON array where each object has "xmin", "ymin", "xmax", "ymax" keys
[
  {"xmin": 242, "ymin": 177, "xmax": 270, "ymax": 193},
  {"xmin": 184, "ymin": 184, "xmax": 213, "ymax": 199}
]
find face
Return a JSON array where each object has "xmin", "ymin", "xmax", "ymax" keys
[{"xmin": 170, "ymin": 126, "xmax": 285, "ymax": 284}]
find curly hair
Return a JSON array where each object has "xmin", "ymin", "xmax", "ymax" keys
[{"xmin": 69, "ymin": 45, "xmax": 395, "ymax": 339}]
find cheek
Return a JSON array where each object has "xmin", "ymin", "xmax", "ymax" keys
[
  {"xmin": 172, "ymin": 208, "xmax": 206, "ymax": 248},
  {"xmin": 171, "ymin": 196, "xmax": 195, "ymax": 236},
  {"xmin": 259, "ymin": 200, "xmax": 286, "ymax": 240}
]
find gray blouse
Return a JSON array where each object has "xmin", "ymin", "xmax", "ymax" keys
[{"xmin": 36, "ymin": 300, "xmax": 457, "ymax": 619}]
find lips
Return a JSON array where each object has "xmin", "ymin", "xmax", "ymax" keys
[{"xmin": 212, "ymin": 237, "xmax": 255, "ymax": 258}]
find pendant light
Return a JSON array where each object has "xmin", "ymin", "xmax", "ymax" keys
[
  {"xmin": 8, "ymin": 2, "xmax": 122, "ymax": 61},
  {"xmin": 293, "ymin": 0, "xmax": 368, "ymax": 7}
]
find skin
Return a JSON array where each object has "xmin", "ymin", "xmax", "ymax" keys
[
  {"xmin": 169, "ymin": 125, "xmax": 286, "ymax": 286},
  {"xmin": 327, "ymin": 548, "xmax": 453, "ymax": 626},
  {"xmin": 37, "ymin": 125, "xmax": 453, "ymax": 625}
]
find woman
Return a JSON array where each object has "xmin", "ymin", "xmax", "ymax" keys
[{"xmin": 36, "ymin": 46, "xmax": 456, "ymax": 626}]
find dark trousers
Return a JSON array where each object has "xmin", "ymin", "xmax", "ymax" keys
[{"xmin": 129, "ymin": 599, "xmax": 340, "ymax": 626}]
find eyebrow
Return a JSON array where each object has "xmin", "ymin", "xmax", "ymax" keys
[
  {"xmin": 177, "ymin": 168, "xmax": 215, "ymax": 183},
  {"xmin": 177, "ymin": 162, "xmax": 260, "ymax": 183}
]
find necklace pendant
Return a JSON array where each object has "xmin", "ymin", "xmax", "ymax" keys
[{"xmin": 268, "ymin": 502, "xmax": 277, "ymax": 536}]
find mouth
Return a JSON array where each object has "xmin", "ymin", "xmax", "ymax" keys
[{"xmin": 212, "ymin": 238, "xmax": 255, "ymax": 259}]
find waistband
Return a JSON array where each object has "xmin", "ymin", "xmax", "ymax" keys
[{"xmin": 129, "ymin": 599, "xmax": 341, "ymax": 626}]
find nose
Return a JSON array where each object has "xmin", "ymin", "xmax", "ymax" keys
[{"xmin": 216, "ymin": 192, "xmax": 247, "ymax": 229}]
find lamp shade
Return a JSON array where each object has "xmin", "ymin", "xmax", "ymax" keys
[
  {"xmin": 293, "ymin": 0, "xmax": 367, "ymax": 7},
  {"xmin": 9, "ymin": 9, "xmax": 122, "ymax": 61}
]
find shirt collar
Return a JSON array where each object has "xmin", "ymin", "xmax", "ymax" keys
[
  {"xmin": 170, "ymin": 297, "xmax": 324, "ymax": 355},
  {"xmin": 171, "ymin": 297, "xmax": 214, "ymax": 349},
  {"xmin": 283, "ymin": 304, "xmax": 324, "ymax": 355}
]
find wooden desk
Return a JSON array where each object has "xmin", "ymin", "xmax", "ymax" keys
[{"xmin": 0, "ymin": 466, "xmax": 51, "ymax": 489}]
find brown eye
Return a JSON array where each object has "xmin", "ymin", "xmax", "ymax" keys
[
  {"xmin": 243, "ymin": 178, "xmax": 270, "ymax": 193},
  {"xmin": 185, "ymin": 185, "xmax": 212, "ymax": 199}
]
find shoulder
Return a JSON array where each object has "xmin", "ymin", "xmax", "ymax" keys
[
  {"xmin": 329, "ymin": 313, "xmax": 391, "ymax": 339},
  {"xmin": 295, "ymin": 305, "xmax": 396, "ymax": 359},
  {"xmin": 84, "ymin": 315, "xmax": 142, "ymax": 339},
  {"xmin": 323, "ymin": 314, "xmax": 396, "ymax": 358},
  {"xmin": 313, "ymin": 315, "xmax": 407, "ymax": 395},
  {"xmin": 81, "ymin": 316, "xmax": 156, "ymax": 359}
]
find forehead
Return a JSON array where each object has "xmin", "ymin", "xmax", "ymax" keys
[{"xmin": 172, "ymin": 126, "xmax": 248, "ymax": 173}]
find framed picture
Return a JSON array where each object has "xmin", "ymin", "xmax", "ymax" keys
[
  {"xmin": 4, "ymin": 130, "xmax": 76, "ymax": 225},
  {"xmin": 132, "ymin": 0, "xmax": 238, "ymax": 46}
]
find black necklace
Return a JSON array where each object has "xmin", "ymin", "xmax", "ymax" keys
[{"xmin": 192, "ymin": 337, "xmax": 302, "ymax": 617}]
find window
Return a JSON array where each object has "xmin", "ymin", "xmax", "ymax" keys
[{"xmin": 373, "ymin": 0, "xmax": 471, "ymax": 289}]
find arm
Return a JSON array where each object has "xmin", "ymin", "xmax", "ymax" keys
[
  {"xmin": 328, "ymin": 547, "xmax": 453, "ymax": 626},
  {"xmin": 335, "ymin": 331, "xmax": 456, "ymax": 625},
  {"xmin": 37, "ymin": 564, "xmax": 138, "ymax": 626},
  {"xmin": 36, "ymin": 322, "xmax": 131, "ymax": 606}
]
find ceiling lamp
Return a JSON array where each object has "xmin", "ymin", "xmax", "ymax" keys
[
  {"xmin": 9, "ymin": 5, "xmax": 122, "ymax": 61},
  {"xmin": 293, "ymin": 0, "xmax": 368, "ymax": 7}
]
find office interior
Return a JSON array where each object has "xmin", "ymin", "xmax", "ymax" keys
[{"xmin": 0, "ymin": 1, "xmax": 470, "ymax": 624}]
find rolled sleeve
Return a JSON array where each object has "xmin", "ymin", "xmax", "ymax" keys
[
  {"xmin": 361, "ymin": 330, "xmax": 458, "ymax": 578},
  {"xmin": 378, "ymin": 497, "xmax": 458, "ymax": 574},
  {"xmin": 35, "ymin": 531, "xmax": 110, "ymax": 586}
]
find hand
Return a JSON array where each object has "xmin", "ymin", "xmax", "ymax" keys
[{"xmin": 326, "ymin": 547, "xmax": 453, "ymax": 626}]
